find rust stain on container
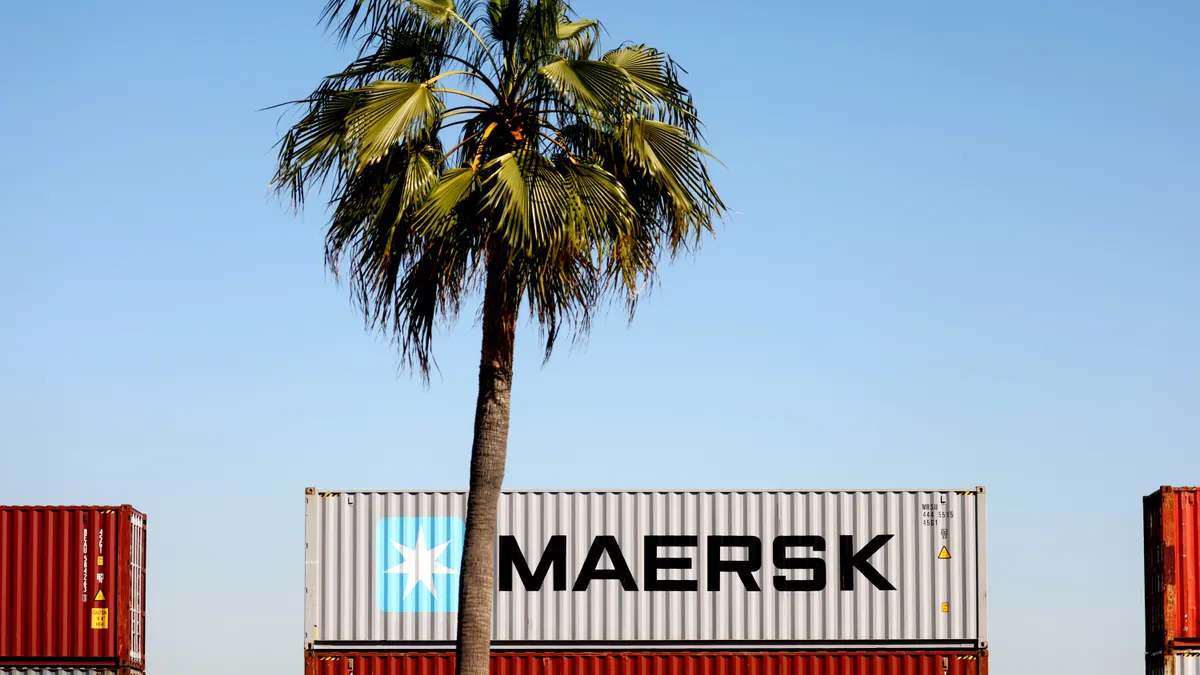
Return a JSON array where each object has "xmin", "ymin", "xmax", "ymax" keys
[
  {"xmin": 304, "ymin": 650, "xmax": 988, "ymax": 675},
  {"xmin": 1147, "ymin": 487, "xmax": 1200, "ymax": 652},
  {"xmin": 0, "ymin": 505, "xmax": 147, "ymax": 669}
]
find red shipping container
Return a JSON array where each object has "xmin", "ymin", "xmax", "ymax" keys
[
  {"xmin": 1146, "ymin": 487, "xmax": 1200, "ymax": 651},
  {"xmin": 305, "ymin": 650, "xmax": 988, "ymax": 675},
  {"xmin": 0, "ymin": 506, "xmax": 146, "ymax": 669},
  {"xmin": 0, "ymin": 669, "xmax": 144, "ymax": 675}
]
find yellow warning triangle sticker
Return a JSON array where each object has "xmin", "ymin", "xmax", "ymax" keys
[
  {"xmin": 95, "ymin": 590, "xmax": 105, "ymax": 602},
  {"xmin": 938, "ymin": 546, "xmax": 951, "ymax": 560}
]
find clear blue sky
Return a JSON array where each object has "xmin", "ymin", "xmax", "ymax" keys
[{"xmin": 1, "ymin": 1, "xmax": 1196, "ymax": 673}]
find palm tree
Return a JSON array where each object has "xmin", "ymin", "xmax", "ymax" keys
[{"xmin": 271, "ymin": 0, "xmax": 725, "ymax": 672}]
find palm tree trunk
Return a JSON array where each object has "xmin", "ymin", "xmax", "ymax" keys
[{"xmin": 455, "ymin": 256, "xmax": 517, "ymax": 675}]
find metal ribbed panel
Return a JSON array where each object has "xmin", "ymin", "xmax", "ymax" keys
[
  {"xmin": 1145, "ymin": 487, "xmax": 1200, "ymax": 651},
  {"xmin": 1147, "ymin": 650, "xmax": 1200, "ymax": 675},
  {"xmin": 305, "ymin": 489, "xmax": 985, "ymax": 647},
  {"xmin": 0, "ymin": 506, "xmax": 146, "ymax": 666},
  {"xmin": 1179, "ymin": 652, "xmax": 1200, "ymax": 675},
  {"xmin": 305, "ymin": 650, "xmax": 987, "ymax": 675},
  {"xmin": 0, "ymin": 662, "xmax": 132, "ymax": 667},
  {"xmin": 128, "ymin": 514, "xmax": 146, "ymax": 662}
]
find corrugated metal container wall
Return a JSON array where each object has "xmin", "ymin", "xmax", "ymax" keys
[
  {"xmin": 305, "ymin": 488, "xmax": 986, "ymax": 649},
  {"xmin": 0, "ymin": 506, "xmax": 147, "ymax": 668},
  {"xmin": 0, "ymin": 662, "xmax": 140, "ymax": 667},
  {"xmin": 0, "ymin": 669, "xmax": 140, "ymax": 675},
  {"xmin": 305, "ymin": 650, "xmax": 988, "ymax": 675},
  {"xmin": 1147, "ymin": 650, "xmax": 1200, "ymax": 675},
  {"xmin": 1145, "ymin": 487, "xmax": 1200, "ymax": 651}
]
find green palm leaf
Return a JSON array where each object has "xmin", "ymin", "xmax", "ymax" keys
[
  {"xmin": 537, "ymin": 57, "xmax": 630, "ymax": 112},
  {"xmin": 603, "ymin": 45, "xmax": 699, "ymax": 130},
  {"xmin": 559, "ymin": 159, "xmax": 636, "ymax": 241},
  {"xmin": 346, "ymin": 80, "xmax": 444, "ymax": 167},
  {"xmin": 403, "ymin": 147, "xmax": 439, "ymax": 207},
  {"xmin": 557, "ymin": 19, "xmax": 597, "ymax": 41},
  {"xmin": 481, "ymin": 153, "xmax": 531, "ymax": 243},
  {"xmin": 408, "ymin": 0, "xmax": 456, "ymax": 23},
  {"xmin": 412, "ymin": 166, "xmax": 478, "ymax": 235},
  {"xmin": 603, "ymin": 45, "xmax": 668, "ymax": 97},
  {"xmin": 619, "ymin": 118, "xmax": 708, "ymax": 196}
]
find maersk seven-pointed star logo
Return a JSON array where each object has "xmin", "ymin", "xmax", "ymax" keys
[{"xmin": 376, "ymin": 517, "xmax": 464, "ymax": 613}]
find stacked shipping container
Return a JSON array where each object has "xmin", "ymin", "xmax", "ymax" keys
[
  {"xmin": 0, "ymin": 506, "xmax": 146, "ymax": 675},
  {"xmin": 305, "ymin": 650, "xmax": 989, "ymax": 675},
  {"xmin": 1145, "ymin": 486, "xmax": 1200, "ymax": 675},
  {"xmin": 0, "ymin": 670, "xmax": 141, "ymax": 675},
  {"xmin": 304, "ymin": 488, "xmax": 988, "ymax": 674}
]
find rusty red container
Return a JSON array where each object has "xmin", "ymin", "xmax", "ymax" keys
[
  {"xmin": 0, "ymin": 506, "xmax": 146, "ymax": 668},
  {"xmin": 1146, "ymin": 487, "xmax": 1200, "ymax": 652},
  {"xmin": 305, "ymin": 650, "xmax": 988, "ymax": 675}
]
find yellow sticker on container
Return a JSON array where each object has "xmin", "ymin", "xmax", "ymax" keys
[
  {"xmin": 938, "ymin": 546, "xmax": 951, "ymax": 559},
  {"xmin": 95, "ymin": 590, "xmax": 105, "ymax": 602},
  {"xmin": 98, "ymin": 556, "xmax": 104, "ymax": 566},
  {"xmin": 91, "ymin": 608, "xmax": 109, "ymax": 629},
  {"xmin": 941, "ymin": 602, "xmax": 949, "ymax": 613}
]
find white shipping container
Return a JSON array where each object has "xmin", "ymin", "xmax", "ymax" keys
[
  {"xmin": 1148, "ymin": 650, "xmax": 1200, "ymax": 675},
  {"xmin": 305, "ymin": 488, "xmax": 987, "ymax": 649}
]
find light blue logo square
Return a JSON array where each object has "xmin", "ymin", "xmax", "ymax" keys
[{"xmin": 376, "ymin": 517, "xmax": 464, "ymax": 613}]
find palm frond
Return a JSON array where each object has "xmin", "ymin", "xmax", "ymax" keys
[
  {"xmin": 346, "ymin": 80, "xmax": 444, "ymax": 168},
  {"xmin": 603, "ymin": 45, "xmax": 668, "ymax": 98},
  {"xmin": 321, "ymin": 0, "xmax": 405, "ymax": 44},
  {"xmin": 518, "ymin": 241, "xmax": 596, "ymax": 362},
  {"xmin": 516, "ymin": 0, "xmax": 568, "ymax": 66},
  {"xmin": 555, "ymin": 17, "xmax": 599, "ymax": 61},
  {"xmin": 537, "ymin": 57, "xmax": 631, "ymax": 115},
  {"xmin": 556, "ymin": 19, "xmax": 595, "ymax": 41},
  {"xmin": 558, "ymin": 159, "xmax": 636, "ymax": 240},
  {"xmin": 412, "ymin": 167, "xmax": 480, "ymax": 236},
  {"xmin": 481, "ymin": 153, "xmax": 530, "ymax": 243},
  {"xmin": 327, "ymin": 19, "xmax": 458, "ymax": 85},
  {"xmin": 486, "ymin": 0, "xmax": 521, "ymax": 50},
  {"xmin": 272, "ymin": 83, "xmax": 366, "ymax": 206},
  {"xmin": 604, "ymin": 45, "xmax": 700, "ymax": 132},
  {"xmin": 390, "ymin": 235, "xmax": 476, "ymax": 378}
]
